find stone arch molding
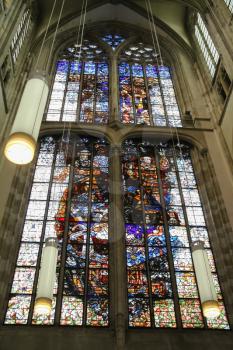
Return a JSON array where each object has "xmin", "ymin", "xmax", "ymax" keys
[{"xmin": 32, "ymin": 16, "xmax": 195, "ymax": 72}]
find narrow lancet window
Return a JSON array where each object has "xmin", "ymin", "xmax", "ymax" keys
[{"xmin": 122, "ymin": 139, "xmax": 229, "ymax": 329}]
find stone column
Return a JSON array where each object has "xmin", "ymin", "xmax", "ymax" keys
[
  {"xmin": 110, "ymin": 56, "xmax": 120, "ymax": 124},
  {"xmin": 109, "ymin": 145, "xmax": 126, "ymax": 350}
]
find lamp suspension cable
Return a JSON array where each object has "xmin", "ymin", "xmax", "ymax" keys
[
  {"xmin": 59, "ymin": 0, "xmax": 88, "ymax": 163},
  {"xmin": 34, "ymin": 0, "xmax": 68, "ymax": 316},
  {"xmin": 145, "ymin": 0, "xmax": 203, "ymax": 240},
  {"xmin": 35, "ymin": 0, "xmax": 88, "ymax": 316},
  {"xmin": 34, "ymin": 0, "xmax": 58, "ymax": 71},
  {"xmin": 55, "ymin": 0, "xmax": 88, "ymax": 172},
  {"xmin": 56, "ymin": 0, "xmax": 88, "ymax": 168},
  {"xmin": 49, "ymin": 0, "xmax": 88, "ymax": 206},
  {"xmin": 145, "ymin": 0, "xmax": 220, "ymax": 319}
]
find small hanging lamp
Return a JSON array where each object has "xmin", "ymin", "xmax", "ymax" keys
[
  {"xmin": 34, "ymin": 237, "xmax": 58, "ymax": 315},
  {"xmin": 4, "ymin": 73, "xmax": 49, "ymax": 165},
  {"xmin": 191, "ymin": 240, "xmax": 220, "ymax": 318}
]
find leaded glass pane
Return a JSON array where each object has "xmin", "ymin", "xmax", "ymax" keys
[
  {"xmin": 46, "ymin": 41, "xmax": 109, "ymax": 124},
  {"xmin": 5, "ymin": 135, "xmax": 109, "ymax": 327},
  {"xmin": 119, "ymin": 43, "xmax": 182, "ymax": 127},
  {"xmin": 122, "ymin": 139, "xmax": 229, "ymax": 329},
  {"xmin": 101, "ymin": 34, "xmax": 125, "ymax": 50}
]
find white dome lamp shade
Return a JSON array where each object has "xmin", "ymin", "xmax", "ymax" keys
[
  {"xmin": 4, "ymin": 74, "xmax": 49, "ymax": 165},
  {"xmin": 191, "ymin": 240, "xmax": 220, "ymax": 319},
  {"xmin": 34, "ymin": 237, "xmax": 58, "ymax": 316}
]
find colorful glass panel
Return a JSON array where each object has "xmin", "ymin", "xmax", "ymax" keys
[
  {"xmin": 101, "ymin": 34, "xmax": 125, "ymax": 50},
  {"xmin": 122, "ymin": 139, "xmax": 229, "ymax": 329},
  {"xmin": 46, "ymin": 41, "xmax": 109, "ymax": 124},
  {"xmin": 5, "ymin": 135, "xmax": 109, "ymax": 327},
  {"xmin": 123, "ymin": 140, "xmax": 176, "ymax": 328},
  {"xmin": 119, "ymin": 59, "xmax": 182, "ymax": 127}
]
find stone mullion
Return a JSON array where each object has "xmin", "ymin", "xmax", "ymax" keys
[
  {"xmin": 137, "ymin": 150, "xmax": 155, "ymax": 327},
  {"xmin": 155, "ymin": 150, "xmax": 182, "ymax": 328},
  {"xmin": 109, "ymin": 145, "xmax": 126, "ymax": 350},
  {"xmin": 110, "ymin": 56, "xmax": 120, "ymax": 123}
]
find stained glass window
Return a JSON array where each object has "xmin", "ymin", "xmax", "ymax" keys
[
  {"xmin": 11, "ymin": 9, "xmax": 31, "ymax": 64},
  {"xmin": 122, "ymin": 139, "xmax": 229, "ymax": 329},
  {"xmin": 224, "ymin": 0, "xmax": 233, "ymax": 13},
  {"xmin": 119, "ymin": 43, "xmax": 182, "ymax": 127},
  {"xmin": 101, "ymin": 34, "xmax": 125, "ymax": 50},
  {"xmin": 46, "ymin": 40, "xmax": 109, "ymax": 124},
  {"xmin": 5, "ymin": 135, "xmax": 109, "ymax": 326},
  {"xmin": 195, "ymin": 13, "xmax": 219, "ymax": 77}
]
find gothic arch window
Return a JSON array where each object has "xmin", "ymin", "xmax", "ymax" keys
[
  {"xmin": 3, "ymin": 31, "xmax": 230, "ymax": 332},
  {"xmin": 122, "ymin": 139, "xmax": 229, "ymax": 329},
  {"xmin": 4, "ymin": 135, "xmax": 110, "ymax": 326},
  {"xmin": 46, "ymin": 39, "xmax": 109, "ymax": 124},
  {"xmin": 118, "ymin": 42, "xmax": 182, "ymax": 127}
]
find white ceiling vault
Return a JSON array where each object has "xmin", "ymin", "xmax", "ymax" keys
[{"xmin": 33, "ymin": 0, "xmax": 208, "ymax": 48}]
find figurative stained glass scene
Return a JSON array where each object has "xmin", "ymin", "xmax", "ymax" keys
[
  {"xmin": 122, "ymin": 139, "xmax": 229, "ymax": 329},
  {"xmin": 5, "ymin": 135, "xmax": 109, "ymax": 326},
  {"xmin": 46, "ymin": 39, "xmax": 109, "ymax": 124},
  {"xmin": 119, "ymin": 43, "xmax": 182, "ymax": 127}
]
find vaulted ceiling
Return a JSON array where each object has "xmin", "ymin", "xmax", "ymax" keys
[{"xmin": 34, "ymin": 0, "xmax": 207, "ymax": 47}]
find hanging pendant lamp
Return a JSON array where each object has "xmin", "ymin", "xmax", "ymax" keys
[
  {"xmin": 4, "ymin": 73, "xmax": 49, "ymax": 165},
  {"xmin": 191, "ymin": 241, "xmax": 220, "ymax": 318},
  {"xmin": 34, "ymin": 237, "xmax": 58, "ymax": 315}
]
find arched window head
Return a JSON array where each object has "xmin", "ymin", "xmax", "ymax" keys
[
  {"xmin": 46, "ymin": 39, "xmax": 109, "ymax": 125},
  {"xmin": 119, "ymin": 42, "xmax": 182, "ymax": 127},
  {"xmin": 5, "ymin": 135, "xmax": 110, "ymax": 326},
  {"xmin": 122, "ymin": 139, "xmax": 229, "ymax": 329}
]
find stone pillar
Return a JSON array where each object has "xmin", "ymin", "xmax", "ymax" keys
[
  {"xmin": 109, "ymin": 145, "xmax": 126, "ymax": 350},
  {"xmin": 110, "ymin": 57, "xmax": 120, "ymax": 124}
]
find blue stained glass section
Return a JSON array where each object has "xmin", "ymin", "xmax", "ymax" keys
[
  {"xmin": 98, "ymin": 63, "xmax": 108, "ymax": 76},
  {"xmin": 70, "ymin": 61, "xmax": 82, "ymax": 74},
  {"xmin": 101, "ymin": 34, "xmax": 124, "ymax": 50},
  {"xmin": 127, "ymin": 247, "xmax": 146, "ymax": 268},
  {"xmin": 126, "ymin": 224, "xmax": 144, "ymax": 245},
  {"xmin": 146, "ymin": 65, "xmax": 158, "ymax": 78},
  {"xmin": 146, "ymin": 226, "xmax": 166, "ymax": 246},
  {"xmin": 119, "ymin": 62, "xmax": 131, "ymax": 76},
  {"xmin": 132, "ymin": 64, "xmax": 144, "ymax": 77},
  {"xmin": 158, "ymin": 66, "xmax": 171, "ymax": 79},
  {"xmin": 84, "ymin": 62, "xmax": 96, "ymax": 74},
  {"xmin": 57, "ymin": 60, "xmax": 69, "ymax": 72}
]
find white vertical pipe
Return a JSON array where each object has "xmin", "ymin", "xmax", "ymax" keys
[
  {"xmin": 4, "ymin": 74, "xmax": 49, "ymax": 165},
  {"xmin": 34, "ymin": 237, "xmax": 58, "ymax": 315},
  {"xmin": 192, "ymin": 240, "xmax": 220, "ymax": 318}
]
